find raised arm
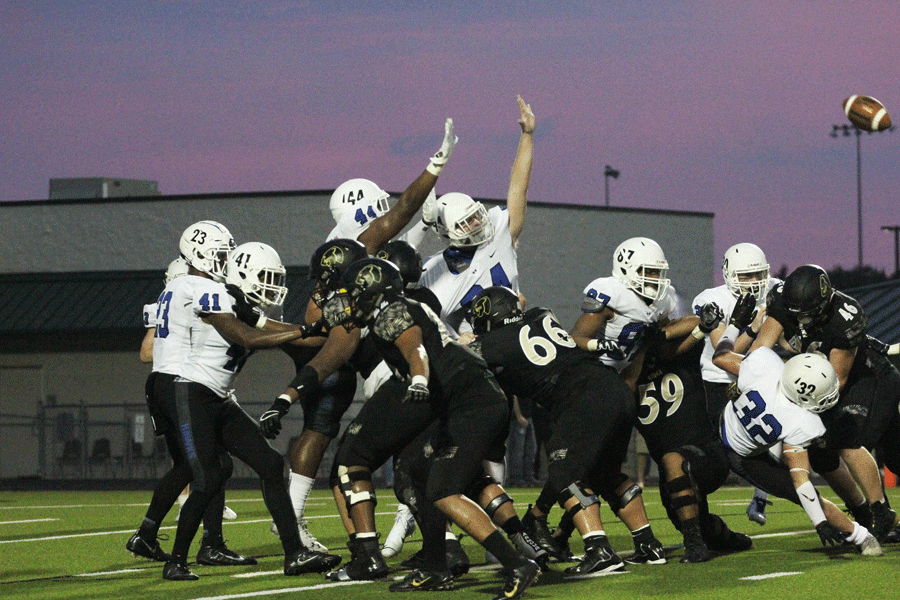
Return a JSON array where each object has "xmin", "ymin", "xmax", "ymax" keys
[
  {"xmin": 359, "ymin": 119, "xmax": 457, "ymax": 253},
  {"xmin": 507, "ymin": 95, "xmax": 534, "ymax": 246}
]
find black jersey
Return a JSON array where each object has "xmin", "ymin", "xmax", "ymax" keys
[
  {"xmin": 470, "ymin": 307, "xmax": 599, "ymax": 406},
  {"xmin": 368, "ymin": 295, "xmax": 487, "ymax": 404},
  {"xmin": 349, "ymin": 286, "xmax": 442, "ymax": 380},
  {"xmin": 635, "ymin": 344, "xmax": 718, "ymax": 464}
]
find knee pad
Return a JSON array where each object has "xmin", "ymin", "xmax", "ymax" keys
[
  {"xmin": 558, "ymin": 482, "xmax": 600, "ymax": 514},
  {"xmin": 484, "ymin": 492, "xmax": 514, "ymax": 520},
  {"xmin": 464, "ymin": 473, "xmax": 496, "ymax": 502},
  {"xmin": 666, "ymin": 475, "xmax": 698, "ymax": 511},
  {"xmin": 596, "ymin": 472, "xmax": 630, "ymax": 508},
  {"xmin": 337, "ymin": 466, "xmax": 377, "ymax": 508},
  {"xmin": 607, "ymin": 483, "xmax": 642, "ymax": 514}
]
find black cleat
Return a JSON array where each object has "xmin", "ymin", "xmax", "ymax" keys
[
  {"xmin": 325, "ymin": 537, "xmax": 388, "ymax": 581},
  {"xmin": 509, "ymin": 531, "xmax": 550, "ymax": 572},
  {"xmin": 389, "ymin": 569, "xmax": 455, "ymax": 592},
  {"xmin": 284, "ymin": 548, "xmax": 342, "ymax": 576},
  {"xmin": 399, "ymin": 549, "xmax": 426, "ymax": 570},
  {"xmin": 680, "ymin": 525, "xmax": 710, "ymax": 563},
  {"xmin": 625, "ymin": 538, "xmax": 666, "ymax": 564},
  {"xmin": 446, "ymin": 537, "xmax": 470, "ymax": 577},
  {"xmin": 871, "ymin": 502, "xmax": 898, "ymax": 542},
  {"xmin": 162, "ymin": 560, "xmax": 199, "ymax": 581},
  {"xmin": 127, "ymin": 531, "xmax": 171, "ymax": 562},
  {"xmin": 521, "ymin": 508, "xmax": 563, "ymax": 560},
  {"xmin": 565, "ymin": 539, "xmax": 624, "ymax": 574},
  {"xmin": 884, "ymin": 525, "xmax": 900, "ymax": 544},
  {"xmin": 847, "ymin": 502, "xmax": 874, "ymax": 529},
  {"xmin": 196, "ymin": 543, "xmax": 258, "ymax": 566},
  {"xmin": 706, "ymin": 530, "xmax": 752, "ymax": 553},
  {"xmin": 494, "ymin": 559, "xmax": 539, "ymax": 600}
]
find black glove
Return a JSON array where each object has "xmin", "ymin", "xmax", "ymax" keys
[
  {"xmin": 404, "ymin": 382, "xmax": 430, "ymax": 403},
  {"xmin": 815, "ymin": 521, "xmax": 845, "ymax": 547},
  {"xmin": 729, "ymin": 293, "xmax": 757, "ymax": 331},
  {"xmin": 259, "ymin": 397, "xmax": 291, "ymax": 439},
  {"xmin": 698, "ymin": 302, "xmax": 724, "ymax": 334},
  {"xmin": 299, "ymin": 319, "xmax": 327, "ymax": 338},
  {"xmin": 867, "ymin": 335, "xmax": 889, "ymax": 356},
  {"xmin": 641, "ymin": 322, "xmax": 667, "ymax": 347},
  {"xmin": 226, "ymin": 284, "xmax": 264, "ymax": 327}
]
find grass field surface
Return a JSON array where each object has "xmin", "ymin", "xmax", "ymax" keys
[{"xmin": 1, "ymin": 485, "xmax": 897, "ymax": 600}]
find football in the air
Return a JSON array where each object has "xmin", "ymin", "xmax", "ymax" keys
[{"xmin": 843, "ymin": 95, "xmax": 891, "ymax": 131}]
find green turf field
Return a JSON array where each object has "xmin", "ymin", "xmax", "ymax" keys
[{"xmin": 1, "ymin": 485, "xmax": 896, "ymax": 600}]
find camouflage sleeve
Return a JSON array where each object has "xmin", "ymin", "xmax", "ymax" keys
[{"xmin": 373, "ymin": 301, "xmax": 416, "ymax": 342}]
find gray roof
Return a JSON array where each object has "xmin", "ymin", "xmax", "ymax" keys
[
  {"xmin": 846, "ymin": 279, "xmax": 900, "ymax": 343},
  {"xmin": 0, "ymin": 268, "xmax": 312, "ymax": 352}
]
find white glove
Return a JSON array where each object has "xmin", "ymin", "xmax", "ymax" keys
[
  {"xmin": 426, "ymin": 118, "xmax": 457, "ymax": 175},
  {"xmin": 421, "ymin": 188, "xmax": 439, "ymax": 225}
]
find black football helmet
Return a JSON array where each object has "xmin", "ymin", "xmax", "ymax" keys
[
  {"xmin": 375, "ymin": 240, "xmax": 423, "ymax": 289},
  {"xmin": 468, "ymin": 286, "xmax": 522, "ymax": 335},
  {"xmin": 782, "ymin": 264, "xmax": 833, "ymax": 326},
  {"xmin": 339, "ymin": 257, "xmax": 404, "ymax": 327},
  {"xmin": 309, "ymin": 239, "xmax": 367, "ymax": 304}
]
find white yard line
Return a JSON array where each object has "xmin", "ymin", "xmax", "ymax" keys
[
  {"xmin": 189, "ymin": 579, "xmax": 373, "ymax": 600},
  {"xmin": 0, "ymin": 518, "xmax": 59, "ymax": 524},
  {"xmin": 741, "ymin": 572, "xmax": 803, "ymax": 580}
]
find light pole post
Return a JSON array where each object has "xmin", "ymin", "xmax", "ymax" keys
[
  {"xmin": 603, "ymin": 165, "xmax": 620, "ymax": 207},
  {"xmin": 830, "ymin": 122, "xmax": 895, "ymax": 268},
  {"xmin": 882, "ymin": 225, "xmax": 900, "ymax": 276}
]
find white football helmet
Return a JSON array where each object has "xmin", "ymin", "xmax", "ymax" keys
[
  {"xmin": 164, "ymin": 257, "xmax": 189, "ymax": 283},
  {"xmin": 723, "ymin": 243, "xmax": 770, "ymax": 299},
  {"xmin": 329, "ymin": 178, "xmax": 391, "ymax": 224},
  {"xmin": 225, "ymin": 242, "xmax": 288, "ymax": 308},
  {"xmin": 435, "ymin": 192, "xmax": 494, "ymax": 247},
  {"xmin": 179, "ymin": 221, "xmax": 236, "ymax": 282},
  {"xmin": 779, "ymin": 352, "xmax": 840, "ymax": 413},
  {"xmin": 612, "ymin": 237, "xmax": 670, "ymax": 302}
]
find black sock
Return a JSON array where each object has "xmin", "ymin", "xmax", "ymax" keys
[
  {"xmin": 631, "ymin": 524, "xmax": 656, "ymax": 545},
  {"xmin": 482, "ymin": 530, "xmax": 527, "ymax": 570},
  {"xmin": 500, "ymin": 515, "xmax": 525, "ymax": 537}
]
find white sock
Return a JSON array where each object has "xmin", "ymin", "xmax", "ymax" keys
[{"xmin": 289, "ymin": 472, "xmax": 315, "ymax": 520}]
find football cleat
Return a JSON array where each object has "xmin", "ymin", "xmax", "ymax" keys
[
  {"xmin": 884, "ymin": 525, "xmax": 900, "ymax": 544},
  {"xmin": 127, "ymin": 531, "xmax": 171, "ymax": 562},
  {"xmin": 705, "ymin": 529, "xmax": 752, "ymax": 553},
  {"xmin": 284, "ymin": 548, "xmax": 342, "ymax": 576},
  {"xmin": 509, "ymin": 531, "xmax": 550, "ymax": 572},
  {"xmin": 871, "ymin": 502, "xmax": 897, "ymax": 542},
  {"xmin": 858, "ymin": 534, "xmax": 884, "ymax": 557},
  {"xmin": 625, "ymin": 539, "xmax": 667, "ymax": 565},
  {"xmin": 493, "ymin": 559, "xmax": 539, "ymax": 600},
  {"xmin": 325, "ymin": 537, "xmax": 388, "ymax": 581},
  {"xmin": 298, "ymin": 517, "xmax": 329, "ymax": 553},
  {"xmin": 565, "ymin": 539, "xmax": 625, "ymax": 574},
  {"xmin": 162, "ymin": 560, "xmax": 199, "ymax": 581},
  {"xmin": 446, "ymin": 537, "xmax": 471, "ymax": 576},
  {"xmin": 382, "ymin": 505, "xmax": 417, "ymax": 558},
  {"xmin": 388, "ymin": 569, "xmax": 455, "ymax": 592},
  {"xmin": 196, "ymin": 543, "xmax": 258, "ymax": 566},
  {"xmin": 746, "ymin": 497, "xmax": 772, "ymax": 525},
  {"xmin": 680, "ymin": 525, "xmax": 710, "ymax": 563},
  {"xmin": 521, "ymin": 508, "xmax": 563, "ymax": 559}
]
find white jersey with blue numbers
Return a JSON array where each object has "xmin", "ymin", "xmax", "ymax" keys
[
  {"xmin": 692, "ymin": 278, "xmax": 781, "ymax": 384},
  {"xmin": 327, "ymin": 203, "xmax": 382, "ymax": 242},
  {"xmin": 151, "ymin": 275, "xmax": 250, "ymax": 398},
  {"xmin": 420, "ymin": 207, "xmax": 518, "ymax": 336},
  {"xmin": 721, "ymin": 347, "xmax": 825, "ymax": 458},
  {"xmin": 580, "ymin": 276, "xmax": 678, "ymax": 372}
]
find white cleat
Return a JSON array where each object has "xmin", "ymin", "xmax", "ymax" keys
[
  {"xmin": 298, "ymin": 517, "xmax": 329, "ymax": 553},
  {"xmin": 859, "ymin": 534, "xmax": 884, "ymax": 557},
  {"xmin": 382, "ymin": 504, "xmax": 417, "ymax": 558},
  {"xmin": 222, "ymin": 506, "xmax": 237, "ymax": 520}
]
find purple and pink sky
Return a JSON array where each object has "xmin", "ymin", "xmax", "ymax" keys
[{"xmin": 3, "ymin": 2, "xmax": 899, "ymax": 280}]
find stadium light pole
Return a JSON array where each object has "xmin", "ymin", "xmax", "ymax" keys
[
  {"xmin": 830, "ymin": 123, "xmax": 896, "ymax": 267},
  {"xmin": 882, "ymin": 225, "xmax": 900, "ymax": 275},
  {"xmin": 604, "ymin": 165, "xmax": 620, "ymax": 207}
]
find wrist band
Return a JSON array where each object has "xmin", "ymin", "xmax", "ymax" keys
[
  {"xmin": 255, "ymin": 315, "xmax": 268, "ymax": 329},
  {"xmin": 411, "ymin": 375, "xmax": 428, "ymax": 387},
  {"xmin": 587, "ymin": 339, "xmax": 600, "ymax": 352},
  {"xmin": 426, "ymin": 162, "xmax": 443, "ymax": 176},
  {"xmin": 277, "ymin": 393, "xmax": 293, "ymax": 405},
  {"xmin": 691, "ymin": 326, "xmax": 705, "ymax": 340}
]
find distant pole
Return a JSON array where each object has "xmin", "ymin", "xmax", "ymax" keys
[
  {"xmin": 830, "ymin": 122, "xmax": 895, "ymax": 268},
  {"xmin": 882, "ymin": 225, "xmax": 900, "ymax": 275},
  {"xmin": 603, "ymin": 165, "xmax": 620, "ymax": 207}
]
